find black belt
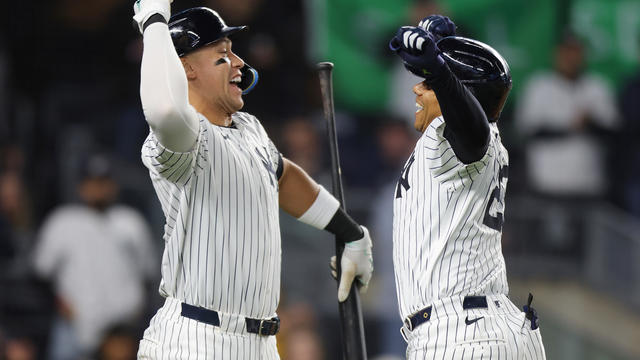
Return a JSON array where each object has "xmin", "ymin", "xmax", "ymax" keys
[
  {"xmin": 404, "ymin": 296, "xmax": 488, "ymax": 331},
  {"xmin": 180, "ymin": 303, "xmax": 280, "ymax": 336}
]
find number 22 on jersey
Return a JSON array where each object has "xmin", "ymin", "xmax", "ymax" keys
[{"xmin": 483, "ymin": 165, "xmax": 508, "ymax": 231}]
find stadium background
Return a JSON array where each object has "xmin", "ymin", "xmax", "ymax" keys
[{"xmin": 1, "ymin": 0, "xmax": 639, "ymax": 359}]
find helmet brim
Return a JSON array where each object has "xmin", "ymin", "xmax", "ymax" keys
[
  {"xmin": 189, "ymin": 25, "xmax": 247, "ymax": 55},
  {"xmin": 220, "ymin": 25, "xmax": 248, "ymax": 39},
  {"xmin": 168, "ymin": 7, "xmax": 248, "ymax": 57}
]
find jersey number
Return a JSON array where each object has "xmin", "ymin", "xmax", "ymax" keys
[{"xmin": 483, "ymin": 165, "xmax": 508, "ymax": 231}]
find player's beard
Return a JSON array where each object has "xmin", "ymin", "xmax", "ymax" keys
[
  {"xmin": 218, "ymin": 97, "xmax": 243, "ymax": 117},
  {"xmin": 218, "ymin": 82, "xmax": 244, "ymax": 115}
]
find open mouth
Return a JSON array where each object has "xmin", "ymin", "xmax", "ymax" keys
[
  {"xmin": 230, "ymin": 75, "xmax": 242, "ymax": 91},
  {"xmin": 415, "ymin": 102, "xmax": 423, "ymax": 113}
]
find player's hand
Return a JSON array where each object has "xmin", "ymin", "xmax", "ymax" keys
[
  {"xmin": 418, "ymin": 15, "xmax": 456, "ymax": 41},
  {"xmin": 330, "ymin": 226, "xmax": 373, "ymax": 302},
  {"xmin": 133, "ymin": 0, "xmax": 173, "ymax": 34},
  {"xmin": 389, "ymin": 26, "xmax": 446, "ymax": 79}
]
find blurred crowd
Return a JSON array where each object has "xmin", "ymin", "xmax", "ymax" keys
[{"xmin": 0, "ymin": 0, "xmax": 639, "ymax": 359}]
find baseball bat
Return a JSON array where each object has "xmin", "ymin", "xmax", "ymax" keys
[{"xmin": 316, "ymin": 61, "xmax": 368, "ymax": 360}]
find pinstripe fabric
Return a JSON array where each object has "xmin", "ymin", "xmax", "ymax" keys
[
  {"xmin": 139, "ymin": 111, "xmax": 282, "ymax": 359},
  {"xmin": 404, "ymin": 295, "xmax": 545, "ymax": 360},
  {"xmin": 393, "ymin": 117, "xmax": 509, "ymax": 319},
  {"xmin": 393, "ymin": 117, "xmax": 545, "ymax": 359},
  {"xmin": 137, "ymin": 298, "xmax": 280, "ymax": 359}
]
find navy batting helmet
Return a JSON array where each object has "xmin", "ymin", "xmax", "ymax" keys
[
  {"xmin": 168, "ymin": 7, "xmax": 247, "ymax": 57},
  {"xmin": 437, "ymin": 36, "xmax": 512, "ymax": 122}
]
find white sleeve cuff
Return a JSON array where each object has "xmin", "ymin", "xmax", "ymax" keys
[{"xmin": 297, "ymin": 186, "xmax": 340, "ymax": 229}]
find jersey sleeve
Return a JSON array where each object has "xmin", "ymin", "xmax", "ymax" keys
[
  {"xmin": 422, "ymin": 117, "xmax": 495, "ymax": 189},
  {"xmin": 430, "ymin": 66, "xmax": 490, "ymax": 164},
  {"xmin": 140, "ymin": 22, "xmax": 199, "ymax": 153},
  {"xmin": 266, "ymin": 138, "xmax": 283, "ymax": 179},
  {"xmin": 141, "ymin": 119, "xmax": 209, "ymax": 186}
]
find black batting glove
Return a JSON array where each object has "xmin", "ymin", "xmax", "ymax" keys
[
  {"xmin": 389, "ymin": 26, "xmax": 446, "ymax": 79},
  {"xmin": 418, "ymin": 15, "xmax": 456, "ymax": 41}
]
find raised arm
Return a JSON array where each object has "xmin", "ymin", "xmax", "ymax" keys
[
  {"xmin": 390, "ymin": 26, "xmax": 489, "ymax": 164},
  {"xmin": 430, "ymin": 68, "xmax": 490, "ymax": 163},
  {"xmin": 134, "ymin": 0, "xmax": 199, "ymax": 152}
]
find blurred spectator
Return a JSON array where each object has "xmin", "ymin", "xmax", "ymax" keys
[
  {"xmin": 515, "ymin": 31, "xmax": 618, "ymax": 255},
  {"xmin": 276, "ymin": 302, "xmax": 325, "ymax": 360},
  {"xmin": 95, "ymin": 325, "xmax": 139, "ymax": 360},
  {"xmin": 277, "ymin": 116, "xmax": 335, "ymax": 312},
  {"xmin": 0, "ymin": 147, "xmax": 33, "ymax": 273},
  {"xmin": 367, "ymin": 119, "xmax": 417, "ymax": 357},
  {"xmin": 32, "ymin": 154, "xmax": 155, "ymax": 360},
  {"xmin": 3, "ymin": 337, "xmax": 37, "ymax": 360},
  {"xmin": 278, "ymin": 116, "xmax": 328, "ymax": 180},
  {"xmin": 0, "ymin": 172, "xmax": 24, "ymax": 268},
  {"xmin": 372, "ymin": 118, "xmax": 420, "ymax": 186},
  {"xmin": 0, "ymin": 146, "xmax": 52, "ymax": 359},
  {"xmin": 282, "ymin": 326, "xmax": 324, "ymax": 360},
  {"xmin": 516, "ymin": 31, "xmax": 618, "ymax": 198},
  {"xmin": 616, "ymin": 52, "xmax": 640, "ymax": 218}
]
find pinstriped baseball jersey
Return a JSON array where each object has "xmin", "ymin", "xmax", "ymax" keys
[
  {"xmin": 141, "ymin": 111, "xmax": 282, "ymax": 321},
  {"xmin": 138, "ymin": 298, "xmax": 280, "ymax": 360},
  {"xmin": 403, "ymin": 294, "xmax": 545, "ymax": 360},
  {"xmin": 393, "ymin": 116, "xmax": 509, "ymax": 320}
]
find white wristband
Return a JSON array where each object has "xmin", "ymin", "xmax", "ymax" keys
[{"xmin": 297, "ymin": 186, "xmax": 340, "ymax": 229}]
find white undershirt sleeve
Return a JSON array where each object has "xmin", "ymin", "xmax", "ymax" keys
[{"xmin": 140, "ymin": 22, "xmax": 199, "ymax": 152}]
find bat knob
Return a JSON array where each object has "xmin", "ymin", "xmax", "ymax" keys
[{"xmin": 317, "ymin": 62, "xmax": 334, "ymax": 71}]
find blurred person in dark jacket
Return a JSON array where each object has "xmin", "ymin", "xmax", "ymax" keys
[{"xmin": 0, "ymin": 146, "xmax": 53, "ymax": 360}]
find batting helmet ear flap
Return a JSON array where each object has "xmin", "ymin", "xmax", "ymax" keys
[{"xmin": 239, "ymin": 64, "xmax": 259, "ymax": 95}]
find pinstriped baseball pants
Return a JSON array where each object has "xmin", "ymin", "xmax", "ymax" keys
[
  {"xmin": 137, "ymin": 297, "xmax": 280, "ymax": 360},
  {"xmin": 403, "ymin": 294, "xmax": 546, "ymax": 360}
]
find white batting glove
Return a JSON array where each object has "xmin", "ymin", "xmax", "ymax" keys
[
  {"xmin": 133, "ymin": 0, "xmax": 173, "ymax": 34},
  {"xmin": 330, "ymin": 226, "xmax": 373, "ymax": 302}
]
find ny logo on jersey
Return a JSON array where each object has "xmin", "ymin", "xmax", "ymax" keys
[
  {"xmin": 254, "ymin": 146, "xmax": 276, "ymax": 187},
  {"xmin": 396, "ymin": 153, "xmax": 415, "ymax": 199}
]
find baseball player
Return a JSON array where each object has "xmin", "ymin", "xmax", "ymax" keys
[
  {"xmin": 388, "ymin": 16, "xmax": 546, "ymax": 359},
  {"xmin": 132, "ymin": 1, "xmax": 373, "ymax": 359}
]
